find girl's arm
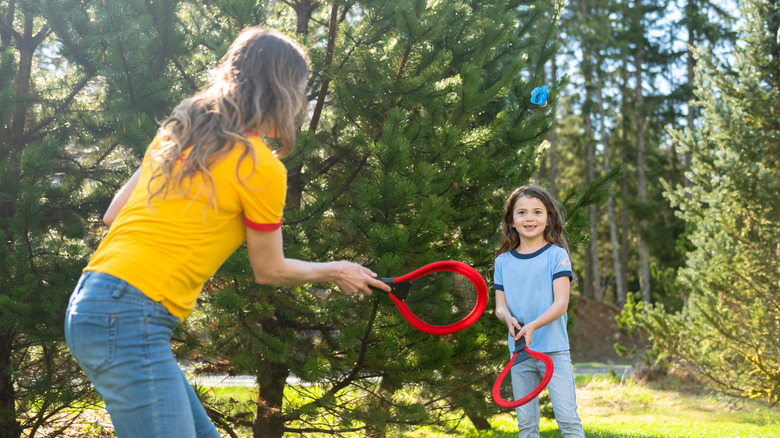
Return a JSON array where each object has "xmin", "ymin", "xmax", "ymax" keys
[
  {"xmin": 495, "ymin": 290, "xmax": 524, "ymax": 338},
  {"xmin": 103, "ymin": 167, "xmax": 142, "ymax": 226},
  {"xmin": 245, "ymin": 226, "xmax": 392, "ymax": 295},
  {"xmin": 515, "ymin": 276, "xmax": 570, "ymax": 347}
]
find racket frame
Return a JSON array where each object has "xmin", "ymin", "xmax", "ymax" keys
[
  {"xmin": 492, "ymin": 335, "xmax": 555, "ymax": 409},
  {"xmin": 374, "ymin": 261, "xmax": 488, "ymax": 335}
]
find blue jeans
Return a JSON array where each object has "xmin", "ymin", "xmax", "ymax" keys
[
  {"xmin": 510, "ymin": 350, "xmax": 585, "ymax": 438},
  {"xmin": 65, "ymin": 271, "xmax": 220, "ymax": 438}
]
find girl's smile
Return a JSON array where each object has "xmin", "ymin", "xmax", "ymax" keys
[{"xmin": 511, "ymin": 195, "xmax": 549, "ymax": 249}]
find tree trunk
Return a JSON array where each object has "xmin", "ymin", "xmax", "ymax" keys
[
  {"xmin": 364, "ymin": 376, "xmax": 398, "ymax": 438},
  {"xmin": 580, "ymin": 0, "xmax": 601, "ymax": 301},
  {"xmin": 0, "ymin": 335, "xmax": 21, "ymax": 438},
  {"xmin": 252, "ymin": 359, "xmax": 290, "ymax": 438},
  {"xmin": 619, "ymin": 53, "xmax": 631, "ymax": 299},
  {"xmin": 291, "ymin": 0, "xmax": 321, "ymax": 35},
  {"xmin": 0, "ymin": 10, "xmax": 35, "ymax": 437},
  {"xmin": 549, "ymin": 44, "xmax": 558, "ymax": 198},
  {"xmin": 685, "ymin": 0, "xmax": 696, "ymax": 190},
  {"xmin": 466, "ymin": 412, "xmax": 491, "ymax": 430},
  {"xmin": 596, "ymin": 72, "xmax": 625, "ymax": 306},
  {"xmin": 634, "ymin": 0, "xmax": 651, "ymax": 302}
]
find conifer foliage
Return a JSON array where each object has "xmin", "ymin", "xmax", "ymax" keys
[
  {"xmin": 0, "ymin": 0, "xmax": 598, "ymax": 436},
  {"xmin": 0, "ymin": 0, "xmax": 219, "ymax": 436},
  {"xmin": 185, "ymin": 1, "xmax": 565, "ymax": 436},
  {"xmin": 0, "ymin": 1, "xmax": 104, "ymax": 436},
  {"xmin": 621, "ymin": 0, "xmax": 780, "ymax": 406}
]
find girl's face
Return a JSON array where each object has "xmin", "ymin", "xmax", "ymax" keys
[{"xmin": 511, "ymin": 195, "xmax": 548, "ymax": 246}]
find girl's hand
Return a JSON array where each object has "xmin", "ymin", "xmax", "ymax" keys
[
  {"xmin": 507, "ymin": 317, "xmax": 523, "ymax": 339},
  {"xmin": 331, "ymin": 261, "xmax": 391, "ymax": 296},
  {"xmin": 515, "ymin": 322, "xmax": 537, "ymax": 347}
]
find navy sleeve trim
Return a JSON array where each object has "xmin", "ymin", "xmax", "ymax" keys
[
  {"xmin": 553, "ymin": 271, "xmax": 573, "ymax": 281},
  {"xmin": 494, "ymin": 284, "xmax": 504, "ymax": 291}
]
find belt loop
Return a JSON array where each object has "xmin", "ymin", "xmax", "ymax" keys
[
  {"xmin": 112, "ymin": 279, "xmax": 127, "ymax": 299},
  {"xmin": 73, "ymin": 271, "xmax": 91, "ymax": 296}
]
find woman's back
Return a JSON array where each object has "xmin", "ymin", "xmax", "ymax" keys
[{"xmin": 85, "ymin": 133, "xmax": 286, "ymax": 319}]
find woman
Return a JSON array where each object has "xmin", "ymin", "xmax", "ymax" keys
[{"xmin": 65, "ymin": 27, "xmax": 390, "ymax": 437}]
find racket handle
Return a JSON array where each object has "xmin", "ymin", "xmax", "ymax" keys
[{"xmin": 371, "ymin": 278, "xmax": 412, "ymax": 301}]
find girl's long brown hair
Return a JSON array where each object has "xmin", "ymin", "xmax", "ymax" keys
[
  {"xmin": 147, "ymin": 27, "xmax": 309, "ymax": 207},
  {"xmin": 496, "ymin": 185, "xmax": 570, "ymax": 257}
]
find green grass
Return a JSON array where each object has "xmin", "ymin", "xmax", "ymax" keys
[
  {"xmin": 403, "ymin": 372, "xmax": 780, "ymax": 438},
  {"xmin": 62, "ymin": 369, "xmax": 780, "ymax": 437}
]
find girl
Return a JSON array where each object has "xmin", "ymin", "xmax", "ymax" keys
[
  {"xmin": 493, "ymin": 185, "xmax": 585, "ymax": 438},
  {"xmin": 64, "ymin": 27, "xmax": 391, "ymax": 437}
]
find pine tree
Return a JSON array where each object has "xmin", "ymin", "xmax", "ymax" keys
[
  {"xmin": 0, "ymin": 0, "xmax": 231, "ymax": 434},
  {"xmin": 0, "ymin": 0, "xmax": 626, "ymax": 435},
  {"xmin": 0, "ymin": 1, "xmax": 107, "ymax": 436},
  {"xmin": 623, "ymin": 0, "xmax": 780, "ymax": 406},
  {"xmin": 183, "ymin": 0, "xmax": 576, "ymax": 436}
]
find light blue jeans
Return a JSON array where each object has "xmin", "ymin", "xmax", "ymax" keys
[
  {"xmin": 65, "ymin": 271, "xmax": 220, "ymax": 438},
  {"xmin": 510, "ymin": 350, "xmax": 585, "ymax": 438}
]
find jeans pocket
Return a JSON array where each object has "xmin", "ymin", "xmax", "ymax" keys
[{"xmin": 66, "ymin": 313, "xmax": 117, "ymax": 372}]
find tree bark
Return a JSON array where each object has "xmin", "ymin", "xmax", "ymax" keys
[
  {"xmin": 685, "ymin": 0, "xmax": 695, "ymax": 190},
  {"xmin": 0, "ymin": 334, "xmax": 21, "ymax": 438},
  {"xmin": 619, "ymin": 52, "xmax": 631, "ymax": 300},
  {"xmin": 634, "ymin": 0, "xmax": 651, "ymax": 302},
  {"xmin": 549, "ymin": 42, "xmax": 558, "ymax": 198},
  {"xmin": 466, "ymin": 412, "xmax": 491, "ymax": 430},
  {"xmin": 596, "ymin": 71, "xmax": 625, "ymax": 306},
  {"xmin": 252, "ymin": 359, "xmax": 290, "ymax": 438},
  {"xmin": 581, "ymin": 0, "xmax": 601, "ymax": 301},
  {"xmin": 288, "ymin": 0, "xmax": 320, "ymax": 35}
]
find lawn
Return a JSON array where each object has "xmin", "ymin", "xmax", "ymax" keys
[
  {"xmin": 406, "ymin": 373, "xmax": 780, "ymax": 438},
  {"xmin": 44, "ymin": 368, "xmax": 780, "ymax": 437}
]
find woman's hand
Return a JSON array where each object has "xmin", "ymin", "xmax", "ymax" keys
[{"xmin": 329, "ymin": 261, "xmax": 391, "ymax": 295}]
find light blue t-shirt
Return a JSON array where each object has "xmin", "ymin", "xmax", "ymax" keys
[{"xmin": 493, "ymin": 243, "xmax": 573, "ymax": 353}]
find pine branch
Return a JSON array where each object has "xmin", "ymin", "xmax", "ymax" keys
[
  {"xmin": 25, "ymin": 75, "xmax": 92, "ymax": 143},
  {"xmin": 284, "ymin": 298, "xmax": 380, "ymax": 421},
  {"xmin": 308, "ymin": 2, "xmax": 339, "ymax": 132},
  {"xmin": 172, "ymin": 57, "xmax": 200, "ymax": 92}
]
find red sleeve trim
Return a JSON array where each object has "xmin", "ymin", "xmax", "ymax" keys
[{"xmin": 243, "ymin": 216, "xmax": 283, "ymax": 231}]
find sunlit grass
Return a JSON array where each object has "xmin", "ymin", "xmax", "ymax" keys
[
  {"xmin": 405, "ymin": 373, "xmax": 780, "ymax": 438},
  {"xmin": 55, "ymin": 370, "xmax": 780, "ymax": 437}
]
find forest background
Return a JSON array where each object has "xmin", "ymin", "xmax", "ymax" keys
[{"xmin": 0, "ymin": 0, "xmax": 777, "ymax": 437}]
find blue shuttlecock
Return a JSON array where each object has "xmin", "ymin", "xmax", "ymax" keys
[{"xmin": 530, "ymin": 85, "xmax": 549, "ymax": 106}]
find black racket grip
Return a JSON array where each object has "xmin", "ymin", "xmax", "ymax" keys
[
  {"xmin": 370, "ymin": 278, "xmax": 412, "ymax": 301},
  {"xmin": 513, "ymin": 324, "xmax": 531, "ymax": 365}
]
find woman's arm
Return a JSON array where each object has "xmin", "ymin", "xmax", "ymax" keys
[
  {"xmin": 103, "ymin": 167, "xmax": 142, "ymax": 226},
  {"xmin": 245, "ymin": 226, "xmax": 392, "ymax": 295},
  {"xmin": 495, "ymin": 290, "xmax": 524, "ymax": 338},
  {"xmin": 515, "ymin": 276, "xmax": 570, "ymax": 347}
]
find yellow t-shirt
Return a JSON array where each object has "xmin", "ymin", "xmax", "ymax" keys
[{"xmin": 85, "ymin": 133, "xmax": 286, "ymax": 319}]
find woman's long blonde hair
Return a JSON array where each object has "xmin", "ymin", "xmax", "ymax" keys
[
  {"xmin": 496, "ymin": 185, "xmax": 570, "ymax": 257},
  {"xmin": 147, "ymin": 27, "xmax": 309, "ymax": 205}
]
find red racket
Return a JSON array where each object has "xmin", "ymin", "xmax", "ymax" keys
[
  {"xmin": 492, "ymin": 330, "xmax": 554, "ymax": 408},
  {"xmin": 373, "ymin": 260, "xmax": 488, "ymax": 335}
]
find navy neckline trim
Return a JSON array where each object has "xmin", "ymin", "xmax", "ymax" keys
[{"xmin": 510, "ymin": 243, "xmax": 552, "ymax": 259}]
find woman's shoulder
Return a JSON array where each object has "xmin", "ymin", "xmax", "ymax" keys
[{"xmin": 220, "ymin": 134, "xmax": 285, "ymax": 172}]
